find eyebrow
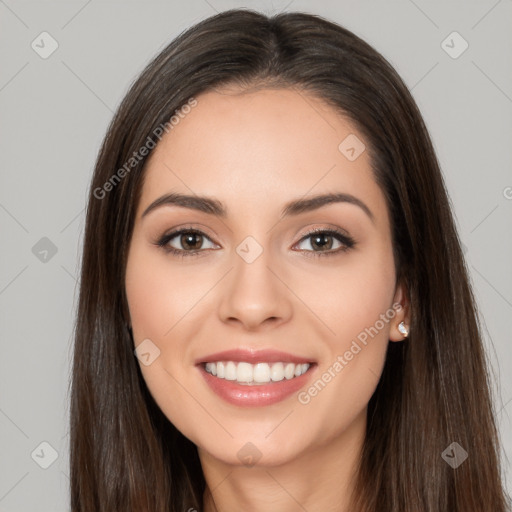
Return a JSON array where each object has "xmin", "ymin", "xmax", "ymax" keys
[{"xmin": 141, "ymin": 191, "xmax": 374, "ymax": 222}]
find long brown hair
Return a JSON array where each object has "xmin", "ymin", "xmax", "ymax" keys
[{"xmin": 69, "ymin": 8, "xmax": 511, "ymax": 511}]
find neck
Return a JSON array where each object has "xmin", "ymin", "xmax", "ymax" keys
[{"xmin": 200, "ymin": 408, "xmax": 366, "ymax": 512}]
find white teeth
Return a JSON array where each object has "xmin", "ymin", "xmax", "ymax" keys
[
  {"xmin": 270, "ymin": 362, "xmax": 284, "ymax": 381},
  {"xmin": 205, "ymin": 362, "xmax": 217, "ymax": 376},
  {"xmin": 204, "ymin": 361, "xmax": 311, "ymax": 384},
  {"xmin": 237, "ymin": 362, "xmax": 252, "ymax": 383},
  {"xmin": 253, "ymin": 362, "xmax": 271, "ymax": 383},
  {"xmin": 284, "ymin": 362, "xmax": 296, "ymax": 380},
  {"xmin": 225, "ymin": 361, "xmax": 237, "ymax": 380}
]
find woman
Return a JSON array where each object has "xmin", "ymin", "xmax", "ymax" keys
[{"xmin": 69, "ymin": 8, "xmax": 511, "ymax": 512}]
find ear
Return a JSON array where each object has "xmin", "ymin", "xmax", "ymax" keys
[{"xmin": 389, "ymin": 280, "xmax": 411, "ymax": 342}]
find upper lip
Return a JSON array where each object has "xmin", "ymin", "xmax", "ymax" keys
[{"xmin": 195, "ymin": 348, "xmax": 315, "ymax": 365}]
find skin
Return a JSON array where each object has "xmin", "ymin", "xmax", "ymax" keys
[{"xmin": 125, "ymin": 86, "xmax": 410, "ymax": 512}]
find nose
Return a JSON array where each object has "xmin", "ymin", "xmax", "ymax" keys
[{"xmin": 217, "ymin": 245, "xmax": 293, "ymax": 331}]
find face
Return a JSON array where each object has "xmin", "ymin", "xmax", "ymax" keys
[{"xmin": 125, "ymin": 87, "xmax": 408, "ymax": 467}]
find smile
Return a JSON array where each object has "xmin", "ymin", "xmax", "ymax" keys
[
  {"xmin": 198, "ymin": 361, "xmax": 317, "ymax": 407},
  {"xmin": 204, "ymin": 361, "xmax": 310, "ymax": 385}
]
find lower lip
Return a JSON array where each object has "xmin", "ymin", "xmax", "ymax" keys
[{"xmin": 197, "ymin": 363, "xmax": 317, "ymax": 407}]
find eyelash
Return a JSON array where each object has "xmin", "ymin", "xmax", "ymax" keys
[{"xmin": 155, "ymin": 226, "xmax": 356, "ymax": 259}]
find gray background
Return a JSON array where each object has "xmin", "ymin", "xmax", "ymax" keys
[{"xmin": 1, "ymin": 0, "xmax": 511, "ymax": 510}]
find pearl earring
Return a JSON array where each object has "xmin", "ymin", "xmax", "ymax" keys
[{"xmin": 398, "ymin": 321, "xmax": 409, "ymax": 338}]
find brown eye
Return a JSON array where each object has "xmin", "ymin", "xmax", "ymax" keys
[
  {"xmin": 157, "ymin": 228, "xmax": 217, "ymax": 257},
  {"xmin": 179, "ymin": 232, "xmax": 204, "ymax": 250},
  {"xmin": 309, "ymin": 233, "xmax": 335, "ymax": 251},
  {"xmin": 294, "ymin": 229, "xmax": 355, "ymax": 257}
]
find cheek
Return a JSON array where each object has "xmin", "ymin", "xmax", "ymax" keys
[
  {"xmin": 125, "ymin": 242, "xmax": 205, "ymax": 437},
  {"xmin": 297, "ymin": 245, "xmax": 396, "ymax": 344},
  {"xmin": 125, "ymin": 241, "xmax": 202, "ymax": 341},
  {"xmin": 293, "ymin": 242, "xmax": 396, "ymax": 414},
  {"xmin": 125, "ymin": 254, "xmax": 165, "ymax": 340}
]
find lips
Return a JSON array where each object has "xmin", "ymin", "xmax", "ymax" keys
[
  {"xmin": 197, "ymin": 361, "xmax": 317, "ymax": 407},
  {"xmin": 195, "ymin": 348, "xmax": 315, "ymax": 365},
  {"xmin": 194, "ymin": 348, "xmax": 317, "ymax": 406}
]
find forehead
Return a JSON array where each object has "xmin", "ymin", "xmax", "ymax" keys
[{"xmin": 138, "ymin": 87, "xmax": 386, "ymax": 221}]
